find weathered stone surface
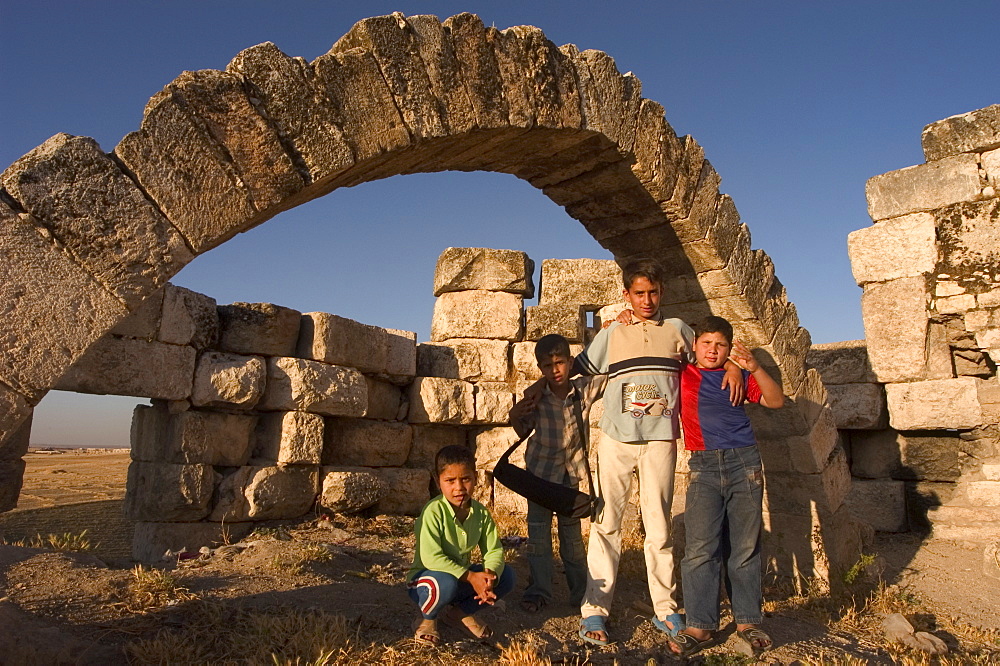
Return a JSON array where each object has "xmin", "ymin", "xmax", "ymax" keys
[
  {"xmin": 983, "ymin": 147, "xmax": 1000, "ymax": 191},
  {"xmin": 898, "ymin": 433, "xmax": 962, "ymax": 481},
  {"xmin": 0, "ymin": 382, "xmax": 33, "ymax": 453},
  {"xmin": 406, "ymin": 426, "xmax": 467, "ymax": 470},
  {"xmin": 192, "ymin": 352, "xmax": 266, "ymax": 409},
  {"xmin": 886, "ymin": 377, "xmax": 983, "ymax": 430},
  {"xmin": 861, "ymin": 277, "xmax": 929, "ymax": 383},
  {"xmin": 512, "ymin": 341, "xmax": 542, "ymax": 381},
  {"xmin": 475, "ymin": 382, "xmax": 515, "ymax": 424},
  {"xmin": 849, "ymin": 429, "xmax": 901, "ymax": 479},
  {"xmin": 441, "ymin": 13, "xmax": 507, "ymax": 129},
  {"xmin": 430, "ymin": 290, "xmax": 523, "ymax": 341},
  {"xmin": 132, "ymin": 521, "xmax": 253, "ymax": 563},
  {"xmin": 921, "ymin": 104, "xmax": 1000, "ymax": 160},
  {"xmin": 259, "ymin": 357, "xmax": 367, "ymax": 416},
  {"xmin": 935, "ymin": 199, "xmax": 1000, "ymax": 276},
  {"xmin": 226, "ymin": 42, "xmax": 355, "ymax": 181},
  {"xmin": 825, "ymin": 383, "xmax": 887, "ymax": 430},
  {"xmin": 758, "ymin": 404, "xmax": 840, "ymax": 475},
  {"xmin": 765, "ymin": 446, "xmax": 851, "ymax": 515},
  {"xmin": 298, "ymin": 313, "xmax": 415, "ymax": 376},
  {"xmin": 538, "ymin": 258, "xmax": 622, "ymax": 306},
  {"xmin": 0, "ymin": 459, "xmax": 26, "ymax": 512},
  {"xmin": 210, "ymin": 464, "xmax": 319, "ymax": 522},
  {"xmin": 131, "ymin": 403, "xmax": 255, "ymax": 466},
  {"xmin": 929, "ymin": 506, "xmax": 1000, "ymax": 541},
  {"xmin": 847, "ymin": 213, "xmax": 938, "ymax": 285},
  {"xmin": 124, "ymin": 461, "xmax": 214, "ymax": 521},
  {"xmin": 865, "ymin": 154, "xmax": 981, "ymax": 221},
  {"xmin": 55, "ymin": 336, "xmax": 195, "ymax": 400},
  {"xmin": 0, "ymin": 411, "xmax": 31, "ymax": 461},
  {"xmin": 808, "ymin": 340, "xmax": 879, "ymax": 385},
  {"xmin": 417, "ymin": 339, "xmax": 510, "ymax": 381},
  {"xmin": 965, "ymin": 481, "xmax": 1000, "ymax": 507},
  {"xmin": 363, "ymin": 376, "xmax": 404, "ymax": 420},
  {"xmin": 159, "ymin": 285, "xmax": 218, "ymax": 349},
  {"xmin": 470, "ymin": 426, "xmax": 524, "ymax": 468},
  {"xmin": 319, "ymin": 466, "xmax": 384, "ymax": 513},
  {"xmin": 111, "ymin": 287, "xmax": 164, "ymax": 339},
  {"xmin": 846, "ymin": 478, "xmax": 907, "ymax": 532},
  {"xmin": 407, "ymin": 377, "xmax": 475, "ymax": 424},
  {"xmin": 433, "ymin": 247, "xmax": 534, "ymax": 296},
  {"xmin": 0, "ymin": 202, "xmax": 129, "ymax": 401},
  {"xmin": 524, "ymin": 304, "xmax": 585, "ymax": 342},
  {"xmin": 217, "ymin": 302, "xmax": 301, "ymax": 356},
  {"xmin": 904, "ymin": 480, "xmax": 956, "ymax": 530},
  {"xmin": 1, "ymin": 134, "xmax": 194, "ymax": 309},
  {"xmin": 372, "ymin": 467, "xmax": 431, "ymax": 515},
  {"xmin": 115, "ymin": 69, "xmax": 304, "ymax": 253},
  {"xmin": 324, "ymin": 418, "xmax": 412, "ymax": 467},
  {"xmin": 253, "ymin": 411, "xmax": 324, "ymax": 464}
]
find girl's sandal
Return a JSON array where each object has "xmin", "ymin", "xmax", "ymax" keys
[
  {"xmin": 412, "ymin": 618, "xmax": 440, "ymax": 646},
  {"xmin": 442, "ymin": 606, "xmax": 493, "ymax": 640},
  {"xmin": 669, "ymin": 632, "xmax": 714, "ymax": 657}
]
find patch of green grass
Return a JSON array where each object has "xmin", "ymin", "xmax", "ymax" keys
[{"xmin": 842, "ymin": 553, "xmax": 876, "ymax": 586}]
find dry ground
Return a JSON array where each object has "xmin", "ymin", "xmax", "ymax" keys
[{"xmin": 1, "ymin": 450, "xmax": 998, "ymax": 665}]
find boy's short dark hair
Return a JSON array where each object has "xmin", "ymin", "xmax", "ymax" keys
[
  {"xmin": 434, "ymin": 444, "xmax": 476, "ymax": 477},
  {"xmin": 694, "ymin": 315, "xmax": 734, "ymax": 345},
  {"xmin": 622, "ymin": 258, "xmax": 664, "ymax": 290},
  {"xmin": 534, "ymin": 334, "xmax": 572, "ymax": 363}
]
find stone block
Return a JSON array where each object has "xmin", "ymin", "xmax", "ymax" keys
[
  {"xmin": 384, "ymin": 328, "xmax": 418, "ymax": 379},
  {"xmin": 259, "ymin": 357, "xmax": 367, "ymax": 417},
  {"xmin": 921, "ymin": 104, "xmax": 1000, "ymax": 160},
  {"xmin": 191, "ymin": 352, "xmax": 266, "ymax": 409},
  {"xmin": 765, "ymin": 445, "xmax": 851, "ymax": 515},
  {"xmin": 935, "ymin": 199, "xmax": 1000, "ymax": 276},
  {"xmin": 430, "ymin": 290, "xmax": 523, "ymax": 341},
  {"xmin": 417, "ymin": 339, "xmax": 510, "ymax": 382},
  {"xmin": 808, "ymin": 340, "xmax": 878, "ymax": 385},
  {"xmin": 209, "ymin": 464, "xmax": 319, "ymax": 522},
  {"xmin": 470, "ymin": 426, "xmax": 524, "ymax": 468},
  {"xmin": 983, "ymin": 464, "xmax": 1000, "ymax": 481},
  {"xmin": 323, "ymin": 418, "xmax": 412, "ymax": 467},
  {"xmin": 298, "ymin": 312, "xmax": 402, "ymax": 375},
  {"xmin": 886, "ymin": 377, "xmax": 983, "ymax": 430},
  {"xmin": 131, "ymin": 404, "xmax": 255, "ymax": 466},
  {"xmin": 524, "ymin": 304, "xmax": 585, "ymax": 342},
  {"xmin": 55, "ymin": 336, "xmax": 195, "ymax": 400},
  {"xmin": 406, "ymin": 426, "xmax": 468, "ymax": 471},
  {"xmin": 865, "ymin": 154, "xmax": 981, "ymax": 221},
  {"xmin": 433, "ymin": 247, "xmax": 534, "ymax": 296},
  {"xmin": 825, "ymin": 383, "xmax": 888, "ymax": 430},
  {"xmin": 0, "ymin": 133, "xmax": 193, "ymax": 309},
  {"xmin": 363, "ymin": 376, "xmax": 404, "ymax": 421},
  {"xmin": 482, "ymin": 467, "xmax": 529, "ymax": 515},
  {"xmin": 372, "ymin": 467, "xmax": 432, "ymax": 515},
  {"xmin": 759, "ymin": 404, "xmax": 840, "ymax": 475},
  {"xmin": 0, "ymin": 459, "xmax": 26, "ymax": 512},
  {"xmin": 0, "ymin": 382, "xmax": 33, "ymax": 452},
  {"xmin": 860, "ymin": 277, "xmax": 929, "ymax": 383},
  {"xmin": 848, "ymin": 429, "xmax": 901, "ymax": 479},
  {"xmin": 407, "ymin": 377, "xmax": 475, "ymax": 424},
  {"xmin": 846, "ymin": 478, "xmax": 907, "ymax": 532},
  {"xmin": 115, "ymin": 69, "xmax": 304, "ymax": 253},
  {"xmin": 966, "ymin": 481, "xmax": 1000, "ymax": 507},
  {"xmin": 132, "ymin": 521, "xmax": 254, "ymax": 563},
  {"xmin": 847, "ymin": 213, "xmax": 938, "ymax": 285},
  {"xmin": 253, "ymin": 411, "xmax": 324, "ymax": 464},
  {"xmin": 319, "ymin": 466, "xmax": 385, "ymax": 514},
  {"xmin": 512, "ymin": 341, "xmax": 542, "ymax": 381},
  {"xmin": 898, "ymin": 433, "xmax": 962, "ymax": 481},
  {"xmin": 929, "ymin": 506, "xmax": 1000, "ymax": 541},
  {"xmin": 0, "ymin": 412, "xmax": 31, "ymax": 461},
  {"xmin": 904, "ymin": 480, "xmax": 956, "ymax": 531},
  {"xmin": 158, "ymin": 285, "xmax": 219, "ymax": 349},
  {"xmin": 538, "ymin": 258, "xmax": 622, "ymax": 307},
  {"xmin": 0, "ymin": 201, "xmax": 129, "ymax": 401},
  {"xmin": 217, "ymin": 302, "xmax": 301, "ymax": 356},
  {"xmin": 111, "ymin": 288, "xmax": 164, "ymax": 339},
  {"xmin": 124, "ymin": 461, "xmax": 215, "ymax": 521},
  {"xmin": 475, "ymin": 382, "xmax": 515, "ymax": 424},
  {"xmin": 982, "ymin": 147, "xmax": 1000, "ymax": 190}
]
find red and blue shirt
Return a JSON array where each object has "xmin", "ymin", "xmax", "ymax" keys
[{"xmin": 680, "ymin": 365, "xmax": 761, "ymax": 451}]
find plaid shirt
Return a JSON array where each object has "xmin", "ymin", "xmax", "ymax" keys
[{"xmin": 512, "ymin": 375, "xmax": 607, "ymax": 487}]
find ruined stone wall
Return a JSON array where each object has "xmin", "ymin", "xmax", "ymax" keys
[{"xmin": 838, "ymin": 104, "xmax": 1000, "ymax": 542}]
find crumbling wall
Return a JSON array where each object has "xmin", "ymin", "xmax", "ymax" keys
[{"xmin": 841, "ymin": 104, "xmax": 1000, "ymax": 542}]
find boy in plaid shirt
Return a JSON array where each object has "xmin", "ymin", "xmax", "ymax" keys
[{"xmin": 509, "ymin": 334, "xmax": 606, "ymax": 613}]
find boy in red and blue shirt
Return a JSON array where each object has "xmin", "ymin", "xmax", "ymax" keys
[{"xmin": 670, "ymin": 316, "xmax": 784, "ymax": 658}]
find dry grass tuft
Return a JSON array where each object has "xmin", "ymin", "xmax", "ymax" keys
[
  {"xmin": 497, "ymin": 638, "xmax": 553, "ymax": 665},
  {"xmin": 118, "ymin": 565, "xmax": 197, "ymax": 612},
  {"xmin": 3, "ymin": 529, "xmax": 95, "ymax": 552}
]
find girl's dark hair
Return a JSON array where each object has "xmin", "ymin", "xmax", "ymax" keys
[
  {"xmin": 694, "ymin": 315, "xmax": 734, "ymax": 345},
  {"xmin": 434, "ymin": 444, "xmax": 476, "ymax": 476},
  {"xmin": 622, "ymin": 258, "xmax": 664, "ymax": 290},
  {"xmin": 534, "ymin": 334, "xmax": 571, "ymax": 363}
]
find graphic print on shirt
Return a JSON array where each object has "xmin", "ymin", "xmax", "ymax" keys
[{"xmin": 620, "ymin": 382, "xmax": 671, "ymax": 419}]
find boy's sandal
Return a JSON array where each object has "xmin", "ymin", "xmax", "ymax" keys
[
  {"xmin": 520, "ymin": 596, "xmax": 547, "ymax": 613},
  {"xmin": 441, "ymin": 606, "xmax": 493, "ymax": 640},
  {"xmin": 669, "ymin": 631, "xmax": 714, "ymax": 657},
  {"xmin": 651, "ymin": 612, "xmax": 686, "ymax": 638},
  {"xmin": 412, "ymin": 618, "xmax": 440, "ymax": 646},
  {"xmin": 579, "ymin": 615, "xmax": 610, "ymax": 646},
  {"xmin": 736, "ymin": 626, "xmax": 773, "ymax": 654}
]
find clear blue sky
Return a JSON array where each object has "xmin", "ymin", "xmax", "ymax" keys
[{"xmin": 4, "ymin": 1, "xmax": 997, "ymax": 447}]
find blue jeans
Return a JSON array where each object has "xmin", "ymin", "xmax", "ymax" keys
[
  {"xmin": 681, "ymin": 445, "xmax": 764, "ymax": 630},
  {"xmin": 408, "ymin": 564, "xmax": 516, "ymax": 619},
  {"xmin": 524, "ymin": 500, "xmax": 587, "ymax": 606}
]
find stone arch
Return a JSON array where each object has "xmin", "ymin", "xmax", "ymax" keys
[{"xmin": 0, "ymin": 12, "xmax": 863, "ymax": 582}]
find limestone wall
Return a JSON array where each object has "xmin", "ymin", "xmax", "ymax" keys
[{"xmin": 839, "ymin": 104, "xmax": 1000, "ymax": 542}]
